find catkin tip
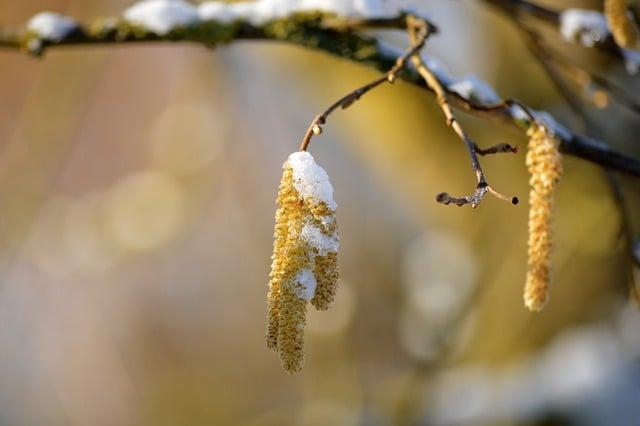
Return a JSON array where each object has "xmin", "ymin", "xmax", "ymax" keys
[{"xmin": 524, "ymin": 273, "xmax": 550, "ymax": 312}]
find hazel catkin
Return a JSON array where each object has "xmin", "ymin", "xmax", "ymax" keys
[
  {"xmin": 524, "ymin": 124, "xmax": 562, "ymax": 312},
  {"xmin": 266, "ymin": 151, "xmax": 339, "ymax": 373}
]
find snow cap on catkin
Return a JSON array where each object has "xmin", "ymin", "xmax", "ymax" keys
[
  {"xmin": 266, "ymin": 151, "xmax": 339, "ymax": 373},
  {"xmin": 605, "ymin": 0, "xmax": 638, "ymax": 49},
  {"xmin": 524, "ymin": 124, "xmax": 562, "ymax": 312}
]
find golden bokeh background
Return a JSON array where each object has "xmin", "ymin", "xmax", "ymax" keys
[{"xmin": 0, "ymin": 0, "xmax": 639, "ymax": 424}]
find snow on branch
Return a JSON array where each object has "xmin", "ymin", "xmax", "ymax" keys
[{"xmin": 0, "ymin": 1, "xmax": 639, "ymax": 178}]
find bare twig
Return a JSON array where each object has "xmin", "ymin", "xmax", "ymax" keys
[
  {"xmin": 407, "ymin": 16, "xmax": 518, "ymax": 208},
  {"xmin": 474, "ymin": 142, "xmax": 518, "ymax": 155},
  {"xmin": 299, "ymin": 20, "xmax": 429, "ymax": 151}
]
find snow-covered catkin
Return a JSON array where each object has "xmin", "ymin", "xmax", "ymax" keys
[
  {"xmin": 524, "ymin": 125, "xmax": 563, "ymax": 312},
  {"xmin": 266, "ymin": 151, "xmax": 339, "ymax": 374},
  {"xmin": 605, "ymin": 0, "xmax": 638, "ymax": 48},
  {"xmin": 308, "ymin": 202, "xmax": 339, "ymax": 311}
]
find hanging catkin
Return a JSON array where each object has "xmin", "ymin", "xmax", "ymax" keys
[
  {"xmin": 267, "ymin": 151, "xmax": 339, "ymax": 373},
  {"xmin": 524, "ymin": 124, "xmax": 562, "ymax": 312}
]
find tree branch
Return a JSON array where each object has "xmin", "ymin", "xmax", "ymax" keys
[
  {"xmin": 1, "ymin": 10, "xmax": 639, "ymax": 177},
  {"xmin": 482, "ymin": 0, "xmax": 626, "ymax": 60},
  {"xmin": 407, "ymin": 16, "xmax": 517, "ymax": 207},
  {"xmin": 299, "ymin": 18, "xmax": 430, "ymax": 152}
]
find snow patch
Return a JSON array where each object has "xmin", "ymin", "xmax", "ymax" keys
[
  {"xmin": 448, "ymin": 75, "xmax": 501, "ymax": 104},
  {"xmin": 560, "ymin": 9, "xmax": 608, "ymax": 47},
  {"xmin": 27, "ymin": 12, "xmax": 78, "ymax": 42},
  {"xmin": 510, "ymin": 104, "xmax": 531, "ymax": 123},
  {"xmin": 197, "ymin": 0, "xmax": 397, "ymax": 25},
  {"xmin": 301, "ymin": 223, "xmax": 339, "ymax": 256},
  {"xmin": 286, "ymin": 151, "xmax": 337, "ymax": 210},
  {"xmin": 533, "ymin": 110, "xmax": 572, "ymax": 141},
  {"xmin": 124, "ymin": 0, "xmax": 199, "ymax": 35},
  {"xmin": 293, "ymin": 268, "xmax": 317, "ymax": 300},
  {"xmin": 197, "ymin": 2, "xmax": 238, "ymax": 23},
  {"xmin": 421, "ymin": 53, "xmax": 453, "ymax": 84}
]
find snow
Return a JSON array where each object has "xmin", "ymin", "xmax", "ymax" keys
[
  {"xmin": 377, "ymin": 43, "xmax": 501, "ymax": 105},
  {"xmin": 123, "ymin": 0, "xmax": 402, "ymax": 32},
  {"xmin": 197, "ymin": 0, "xmax": 396, "ymax": 25},
  {"xmin": 510, "ymin": 104, "xmax": 531, "ymax": 123},
  {"xmin": 447, "ymin": 75, "xmax": 501, "ymax": 104},
  {"xmin": 197, "ymin": 2, "xmax": 238, "ymax": 22},
  {"xmin": 559, "ymin": 9, "xmax": 638, "ymax": 74},
  {"xmin": 421, "ymin": 53, "xmax": 453, "ymax": 84},
  {"xmin": 560, "ymin": 9, "xmax": 609, "ymax": 47},
  {"xmin": 27, "ymin": 12, "xmax": 78, "ymax": 42},
  {"xmin": 196, "ymin": 2, "xmax": 228, "ymax": 22},
  {"xmin": 123, "ymin": 0, "xmax": 199, "ymax": 35},
  {"xmin": 509, "ymin": 105, "xmax": 573, "ymax": 142},
  {"xmin": 533, "ymin": 110, "xmax": 571, "ymax": 141},
  {"xmin": 301, "ymin": 223, "xmax": 339, "ymax": 255},
  {"xmin": 286, "ymin": 151, "xmax": 337, "ymax": 211},
  {"xmin": 293, "ymin": 268, "xmax": 317, "ymax": 300}
]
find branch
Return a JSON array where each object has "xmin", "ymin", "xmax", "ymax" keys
[
  {"xmin": 407, "ymin": 16, "xmax": 517, "ymax": 208},
  {"xmin": 482, "ymin": 0, "xmax": 626, "ymax": 60},
  {"xmin": 1, "ymin": 8, "xmax": 639, "ymax": 177},
  {"xmin": 299, "ymin": 18, "xmax": 430, "ymax": 152}
]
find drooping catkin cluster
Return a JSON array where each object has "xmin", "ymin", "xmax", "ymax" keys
[
  {"xmin": 605, "ymin": 0, "xmax": 638, "ymax": 48},
  {"xmin": 524, "ymin": 124, "xmax": 563, "ymax": 312},
  {"xmin": 267, "ymin": 151, "xmax": 339, "ymax": 374}
]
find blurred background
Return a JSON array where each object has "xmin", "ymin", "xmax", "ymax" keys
[{"xmin": 1, "ymin": 0, "xmax": 640, "ymax": 424}]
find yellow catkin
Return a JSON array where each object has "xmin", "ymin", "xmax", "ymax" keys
[
  {"xmin": 524, "ymin": 124, "xmax": 562, "ymax": 312},
  {"xmin": 308, "ymin": 201, "xmax": 339, "ymax": 311},
  {"xmin": 267, "ymin": 167, "xmax": 294, "ymax": 350},
  {"xmin": 311, "ymin": 251, "xmax": 339, "ymax": 310},
  {"xmin": 277, "ymin": 286, "xmax": 308, "ymax": 374},
  {"xmin": 267, "ymin": 166, "xmax": 306, "ymax": 350},
  {"xmin": 605, "ymin": 0, "xmax": 638, "ymax": 48},
  {"xmin": 266, "ymin": 154, "xmax": 339, "ymax": 374}
]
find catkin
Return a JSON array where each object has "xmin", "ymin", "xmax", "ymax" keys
[
  {"xmin": 605, "ymin": 0, "xmax": 638, "ymax": 48},
  {"xmin": 308, "ymin": 202, "xmax": 339, "ymax": 311},
  {"xmin": 311, "ymin": 251, "xmax": 339, "ymax": 310},
  {"xmin": 524, "ymin": 125, "xmax": 562, "ymax": 312},
  {"xmin": 266, "ymin": 166, "xmax": 300, "ymax": 350},
  {"xmin": 267, "ymin": 152, "xmax": 339, "ymax": 373},
  {"xmin": 276, "ymin": 286, "xmax": 308, "ymax": 373}
]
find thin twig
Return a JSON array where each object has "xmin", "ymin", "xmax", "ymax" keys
[
  {"xmin": 407, "ymin": 16, "xmax": 518, "ymax": 208},
  {"xmin": 299, "ymin": 15, "xmax": 429, "ymax": 152},
  {"xmin": 474, "ymin": 142, "xmax": 518, "ymax": 155}
]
